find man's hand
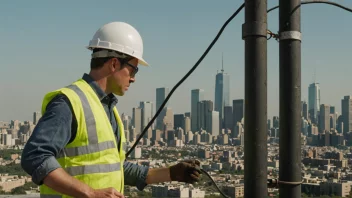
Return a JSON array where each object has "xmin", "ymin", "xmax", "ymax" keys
[
  {"xmin": 169, "ymin": 159, "xmax": 202, "ymax": 184},
  {"xmin": 87, "ymin": 187, "xmax": 124, "ymax": 198}
]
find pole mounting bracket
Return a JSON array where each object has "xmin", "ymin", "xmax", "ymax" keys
[
  {"xmin": 279, "ymin": 31, "xmax": 302, "ymax": 41},
  {"xmin": 242, "ymin": 22, "xmax": 268, "ymax": 39}
]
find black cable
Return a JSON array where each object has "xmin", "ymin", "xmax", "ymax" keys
[
  {"xmin": 124, "ymin": 1, "xmax": 352, "ymax": 198},
  {"xmin": 268, "ymin": 0, "xmax": 352, "ymax": 13},
  {"xmin": 200, "ymin": 169, "xmax": 230, "ymax": 198}
]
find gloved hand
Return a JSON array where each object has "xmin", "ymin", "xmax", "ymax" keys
[{"xmin": 169, "ymin": 159, "xmax": 202, "ymax": 184}]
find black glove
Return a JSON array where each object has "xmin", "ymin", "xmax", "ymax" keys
[{"xmin": 169, "ymin": 159, "xmax": 202, "ymax": 184}]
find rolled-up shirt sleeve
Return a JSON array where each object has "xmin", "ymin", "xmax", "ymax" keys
[
  {"xmin": 123, "ymin": 161, "xmax": 149, "ymax": 191},
  {"xmin": 21, "ymin": 94, "xmax": 73, "ymax": 185}
]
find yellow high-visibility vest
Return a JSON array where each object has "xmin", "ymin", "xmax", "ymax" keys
[{"xmin": 39, "ymin": 79, "xmax": 127, "ymax": 198}]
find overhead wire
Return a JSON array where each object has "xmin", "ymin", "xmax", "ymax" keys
[
  {"xmin": 267, "ymin": 0, "xmax": 352, "ymax": 14},
  {"xmin": 124, "ymin": 1, "xmax": 352, "ymax": 197}
]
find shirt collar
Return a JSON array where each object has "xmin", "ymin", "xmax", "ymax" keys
[{"xmin": 82, "ymin": 73, "xmax": 118, "ymax": 105}]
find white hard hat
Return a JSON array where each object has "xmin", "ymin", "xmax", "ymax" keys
[{"xmin": 87, "ymin": 22, "xmax": 148, "ymax": 66}]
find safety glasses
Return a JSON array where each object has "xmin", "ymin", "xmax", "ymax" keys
[{"xmin": 125, "ymin": 62, "xmax": 139, "ymax": 77}]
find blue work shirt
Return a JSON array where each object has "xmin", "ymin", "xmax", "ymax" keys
[{"xmin": 21, "ymin": 73, "xmax": 149, "ymax": 191}]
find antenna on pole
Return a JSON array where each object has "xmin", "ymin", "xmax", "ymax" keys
[
  {"xmin": 313, "ymin": 67, "xmax": 316, "ymax": 83},
  {"xmin": 221, "ymin": 52, "xmax": 224, "ymax": 72}
]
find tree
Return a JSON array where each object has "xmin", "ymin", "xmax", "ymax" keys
[{"xmin": 11, "ymin": 186, "xmax": 26, "ymax": 194}]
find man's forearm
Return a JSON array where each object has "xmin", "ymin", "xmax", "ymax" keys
[
  {"xmin": 145, "ymin": 167, "xmax": 171, "ymax": 184},
  {"xmin": 43, "ymin": 168, "xmax": 93, "ymax": 198}
]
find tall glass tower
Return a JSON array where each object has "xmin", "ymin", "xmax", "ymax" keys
[
  {"xmin": 308, "ymin": 82, "xmax": 320, "ymax": 122},
  {"xmin": 215, "ymin": 54, "xmax": 230, "ymax": 126},
  {"xmin": 156, "ymin": 87, "xmax": 169, "ymax": 129}
]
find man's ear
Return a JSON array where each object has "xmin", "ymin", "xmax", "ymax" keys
[{"xmin": 109, "ymin": 58, "xmax": 121, "ymax": 72}]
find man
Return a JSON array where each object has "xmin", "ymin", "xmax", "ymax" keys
[{"xmin": 21, "ymin": 22, "xmax": 201, "ymax": 198}]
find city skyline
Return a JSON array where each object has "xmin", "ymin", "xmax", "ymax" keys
[
  {"xmin": 1, "ymin": 1, "xmax": 352, "ymax": 121},
  {"xmin": 2, "ymin": 79, "xmax": 352, "ymax": 125}
]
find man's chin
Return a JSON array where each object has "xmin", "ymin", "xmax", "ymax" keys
[{"xmin": 113, "ymin": 90, "xmax": 124, "ymax": 96}]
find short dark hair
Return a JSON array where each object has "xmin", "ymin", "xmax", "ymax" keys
[{"xmin": 90, "ymin": 48, "xmax": 132, "ymax": 70}]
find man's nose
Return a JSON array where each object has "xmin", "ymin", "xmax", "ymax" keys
[{"xmin": 130, "ymin": 77, "xmax": 135, "ymax": 83}]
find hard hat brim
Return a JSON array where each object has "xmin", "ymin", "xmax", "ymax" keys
[{"xmin": 138, "ymin": 58, "xmax": 149, "ymax": 66}]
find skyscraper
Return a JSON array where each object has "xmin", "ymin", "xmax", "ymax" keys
[
  {"xmin": 319, "ymin": 104, "xmax": 330, "ymax": 133},
  {"xmin": 156, "ymin": 87, "xmax": 169, "ymax": 111},
  {"xmin": 273, "ymin": 116, "xmax": 279, "ymax": 128},
  {"xmin": 191, "ymin": 89, "xmax": 204, "ymax": 132},
  {"xmin": 132, "ymin": 107, "xmax": 142, "ymax": 135},
  {"xmin": 207, "ymin": 111, "xmax": 220, "ymax": 137},
  {"xmin": 223, "ymin": 106, "xmax": 233, "ymax": 130},
  {"xmin": 197, "ymin": 100, "xmax": 213, "ymax": 131},
  {"xmin": 233, "ymin": 99, "xmax": 244, "ymax": 125},
  {"xmin": 139, "ymin": 101, "xmax": 153, "ymax": 130},
  {"xmin": 215, "ymin": 54, "xmax": 230, "ymax": 126},
  {"xmin": 341, "ymin": 96, "xmax": 352, "ymax": 134},
  {"xmin": 33, "ymin": 112, "xmax": 41, "ymax": 125},
  {"xmin": 308, "ymin": 82, "xmax": 320, "ymax": 122},
  {"xmin": 330, "ymin": 106, "xmax": 337, "ymax": 130},
  {"xmin": 156, "ymin": 87, "xmax": 169, "ymax": 129},
  {"xmin": 174, "ymin": 114, "xmax": 185, "ymax": 130}
]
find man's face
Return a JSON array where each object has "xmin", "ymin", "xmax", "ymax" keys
[{"xmin": 107, "ymin": 58, "xmax": 138, "ymax": 96}]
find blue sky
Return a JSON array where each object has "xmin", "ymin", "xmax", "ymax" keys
[{"xmin": 1, "ymin": 0, "xmax": 352, "ymax": 122}]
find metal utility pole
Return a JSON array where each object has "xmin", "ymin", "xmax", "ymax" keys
[
  {"xmin": 242, "ymin": 0, "xmax": 268, "ymax": 197},
  {"xmin": 279, "ymin": 0, "xmax": 302, "ymax": 197}
]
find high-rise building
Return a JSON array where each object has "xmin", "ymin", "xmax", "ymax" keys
[
  {"xmin": 330, "ymin": 106, "xmax": 337, "ymax": 130},
  {"xmin": 215, "ymin": 55, "xmax": 230, "ymax": 125},
  {"xmin": 233, "ymin": 99, "xmax": 244, "ymax": 126},
  {"xmin": 223, "ymin": 106, "xmax": 233, "ymax": 130},
  {"xmin": 185, "ymin": 112, "xmax": 191, "ymax": 118},
  {"xmin": 330, "ymin": 106, "xmax": 335, "ymax": 114},
  {"xmin": 308, "ymin": 82, "xmax": 320, "ymax": 123},
  {"xmin": 156, "ymin": 87, "xmax": 169, "ymax": 129},
  {"xmin": 132, "ymin": 107, "xmax": 142, "ymax": 135},
  {"xmin": 342, "ymin": 96, "xmax": 352, "ymax": 134},
  {"xmin": 156, "ymin": 87, "xmax": 169, "ymax": 110},
  {"xmin": 139, "ymin": 101, "xmax": 154, "ymax": 130},
  {"xmin": 197, "ymin": 100, "xmax": 213, "ymax": 131},
  {"xmin": 174, "ymin": 114, "xmax": 185, "ymax": 130},
  {"xmin": 319, "ymin": 104, "xmax": 330, "ymax": 133},
  {"xmin": 233, "ymin": 122, "xmax": 243, "ymax": 138},
  {"xmin": 337, "ymin": 115, "xmax": 344, "ymax": 133},
  {"xmin": 33, "ymin": 112, "xmax": 41, "ymax": 125},
  {"xmin": 207, "ymin": 111, "xmax": 219, "ymax": 137},
  {"xmin": 184, "ymin": 116, "xmax": 191, "ymax": 133},
  {"xmin": 121, "ymin": 113, "xmax": 130, "ymax": 131},
  {"xmin": 163, "ymin": 108, "xmax": 174, "ymax": 131},
  {"xmin": 191, "ymin": 89, "xmax": 204, "ymax": 132},
  {"xmin": 273, "ymin": 116, "xmax": 279, "ymax": 128}
]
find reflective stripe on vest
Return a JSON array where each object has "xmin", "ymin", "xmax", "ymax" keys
[
  {"xmin": 66, "ymin": 162, "xmax": 121, "ymax": 176},
  {"xmin": 67, "ymin": 84, "xmax": 98, "ymax": 144},
  {"xmin": 40, "ymin": 79, "xmax": 125, "ymax": 197}
]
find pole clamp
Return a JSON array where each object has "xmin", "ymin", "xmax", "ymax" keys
[
  {"xmin": 279, "ymin": 31, "xmax": 302, "ymax": 41},
  {"xmin": 242, "ymin": 22, "xmax": 267, "ymax": 39},
  {"xmin": 268, "ymin": 179, "xmax": 302, "ymax": 188}
]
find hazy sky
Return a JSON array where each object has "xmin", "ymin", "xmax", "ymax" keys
[{"xmin": 1, "ymin": 0, "xmax": 352, "ymax": 122}]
